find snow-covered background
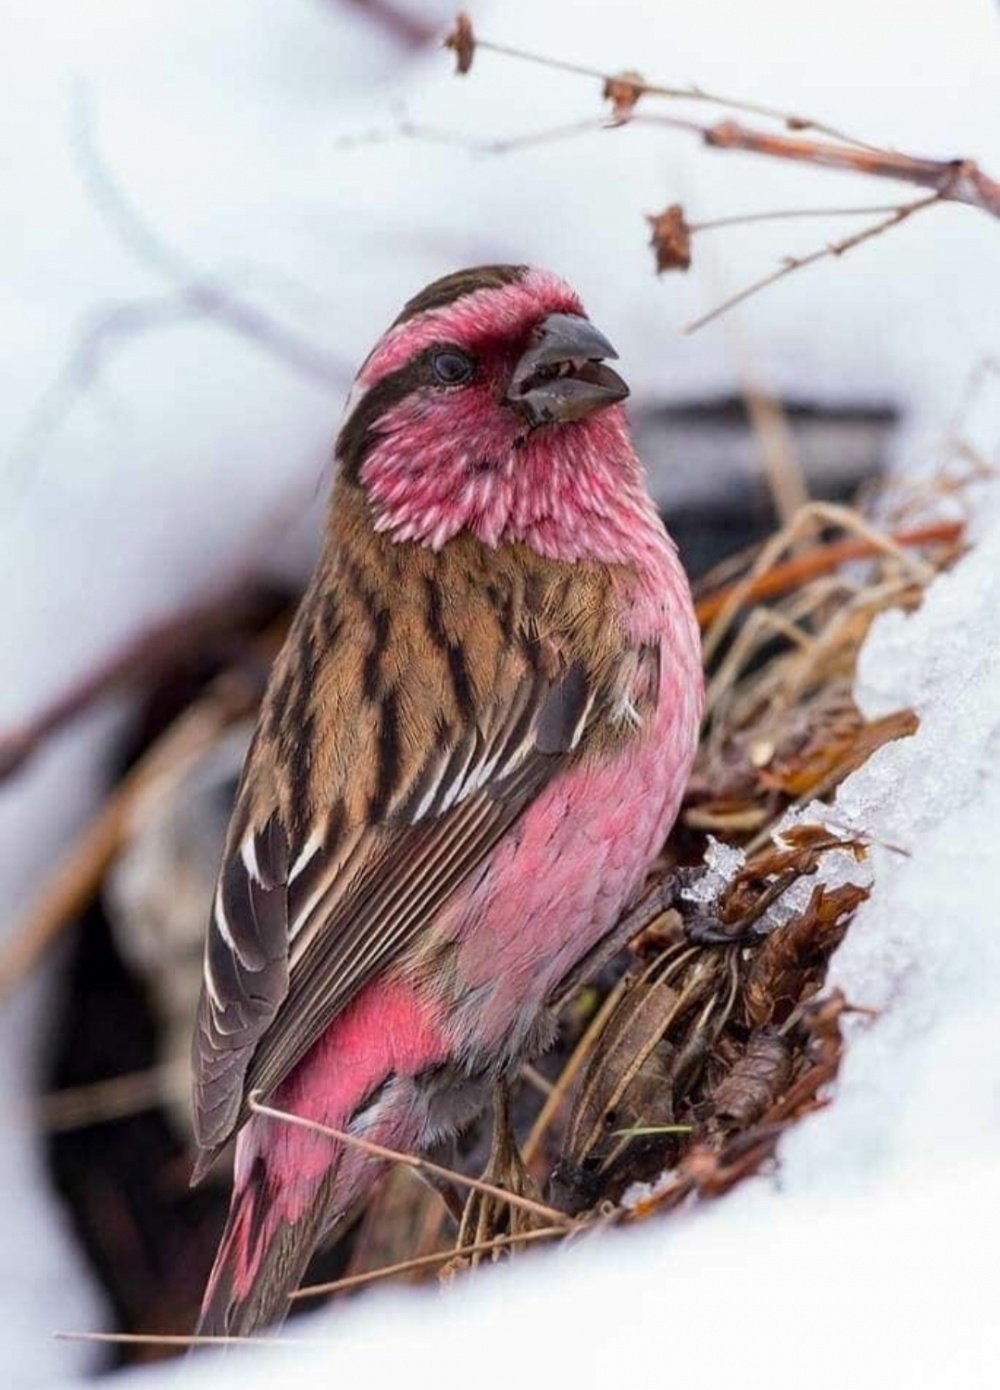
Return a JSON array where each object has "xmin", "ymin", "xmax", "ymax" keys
[{"xmin": 3, "ymin": 0, "xmax": 999, "ymax": 1383}]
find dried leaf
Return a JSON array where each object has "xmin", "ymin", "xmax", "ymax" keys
[
  {"xmin": 603, "ymin": 70, "xmax": 645, "ymax": 122},
  {"xmin": 444, "ymin": 12, "xmax": 475, "ymax": 75},
  {"xmin": 711, "ymin": 1032, "xmax": 792, "ymax": 1128},
  {"xmin": 721, "ymin": 829, "xmax": 867, "ymax": 925},
  {"xmin": 800, "ymin": 988, "xmax": 878, "ymax": 1067},
  {"xmin": 680, "ymin": 1125, "xmax": 783, "ymax": 1196},
  {"xmin": 648, "ymin": 204, "xmax": 692, "ymax": 273},
  {"xmin": 564, "ymin": 974, "xmax": 683, "ymax": 1166},
  {"xmin": 761, "ymin": 707, "xmax": 918, "ymax": 795},
  {"xmin": 745, "ymin": 883, "xmax": 869, "ymax": 1028}
]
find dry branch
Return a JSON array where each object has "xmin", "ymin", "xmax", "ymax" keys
[
  {"xmin": 443, "ymin": 15, "xmax": 1000, "ymax": 323},
  {"xmin": 0, "ymin": 586, "xmax": 281, "ymax": 786},
  {"xmin": 693, "ymin": 520, "xmax": 964, "ymax": 628},
  {"xmin": 248, "ymin": 1096, "xmax": 574, "ymax": 1229},
  {"xmin": 0, "ymin": 674, "xmax": 257, "ymax": 1002}
]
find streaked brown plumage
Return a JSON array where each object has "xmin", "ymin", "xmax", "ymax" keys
[{"xmin": 194, "ymin": 475, "xmax": 659, "ymax": 1166}]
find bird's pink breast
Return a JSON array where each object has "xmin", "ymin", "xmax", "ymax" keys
[{"xmin": 444, "ymin": 604, "xmax": 702, "ymax": 1056}]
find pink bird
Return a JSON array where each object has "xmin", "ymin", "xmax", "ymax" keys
[{"xmin": 192, "ymin": 265, "xmax": 703, "ymax": 1335}]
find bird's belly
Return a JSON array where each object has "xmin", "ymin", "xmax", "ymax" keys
[{"xmin": 440, "ymin": 668, "xmax": 701, "ymax": 1065}]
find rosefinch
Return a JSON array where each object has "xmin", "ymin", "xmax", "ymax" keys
[{"xmin": 192, "ymin": 265, "xmax": 703, "ymax": 1335}]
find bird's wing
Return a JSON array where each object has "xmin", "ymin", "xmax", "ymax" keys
[{"xmin": 192, "ymin": 539, "xmax": 661, "ymax": 1165}]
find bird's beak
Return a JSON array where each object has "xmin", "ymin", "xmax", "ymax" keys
[{"xmin": 505, "ymin": 313, "xmax": 630, "ymax": 426}]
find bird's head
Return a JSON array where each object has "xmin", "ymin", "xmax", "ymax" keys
[{"xmin": 336, "ymin": 265, "xmax": 649, "ymax": 560}]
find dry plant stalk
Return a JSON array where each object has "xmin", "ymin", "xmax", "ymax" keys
[
  {"xmin": 443, "ymin": 14, "xmax": 1000, "ymax": 325},
  {"xmin": 0, "ymin": 671, "xmax": 261, "ymax": 1002}
]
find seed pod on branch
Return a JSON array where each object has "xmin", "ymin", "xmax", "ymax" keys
[
  {"xmin": 647, "ymin": 204, "xmax": 692, "ymax": 273},
  {"xmin": 444, "ymin": 11, "xmax": 475, "ymax": 75},
  {"xmin": 603, "ymin": 70, "xmax": 645, "ymax": 123}
]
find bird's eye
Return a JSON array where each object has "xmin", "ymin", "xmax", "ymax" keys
[{"xmin": 431, "ymin": 349, "xmax": 476, "ymax": 386}]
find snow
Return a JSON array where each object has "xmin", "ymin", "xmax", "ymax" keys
[
  {"xmin": 3, "ymin": 0, "xmax": 1000, "ymax": 1383},
  {"xmin": 679, "ymin": 833, "xmax": 745, "ymax": 902},
  {"xmin": 101, "ymin": 1161, "xmax": 996, "ymax": 1390}
]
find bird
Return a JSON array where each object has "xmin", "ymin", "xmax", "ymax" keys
[{"xmin": 191, "ymin": 264, "xmax": 704, "ymax": 1336}]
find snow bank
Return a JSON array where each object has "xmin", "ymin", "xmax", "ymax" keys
[{"xmin": 109, "ymin": 1160, "xmax": 995, "ymax": 1390}]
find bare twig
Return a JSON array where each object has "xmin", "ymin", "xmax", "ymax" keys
[
  {"xmin": 19, "ymin": 1063, "xmax": 187, "ymax": 1133},
  {"xmin": 446, "ymin": 21, "xmax": 1000, "ymax": 221},
  {"xmin": 520, "ymin": 1062, "xmax": 556, "ymax": 1098},
  {"xmin": 291, "ymin": 1225, "xmax": 565, "ymax": 1300},
  {"xmin": 694, "ymin": 519, "xmax": 964, "ymax": 629},
  {"xmin": 0, "ymin": 585, "xmax": 278, "ymax": 786},
  {"xmin": 701, "ymin": 502, "xmax": 939, "ymax": 664},
  {"xmin": 10, "ymin": 85, "xmax": 350, "ymax": 488},
  {"xmin": 684, "ymin": 192, "xmax": 944, "ymax": 331},
  {"xmin": 692, "ymin": 120, "xmax": 1000, "ymax": 217},
  {"xmin": 71, "ymin": 85, "xmax": 350, "ymax": 388},
  {"xmin": 688, "ymin": 202, "xmax": 916, "ymax": 232},
  {"xmin": 0, "ymin": 676, "xmax": 255, "ymax": 1002},
  {"xmin": 248, "ymin": 1096, "xmax": 574, "ymax": 1228},
  {"xmin": 450, "ymin": 24, "xmax": 881, "ymax": 149},
  {"xmin": 54, "ymin": 1330, "xmax": 306, "ymax": 1348},
  {"xmin": 333, "ymin": 110, "xmax": 608, "ymax": 157},
  {"xmin": 523, "ymin": 976, "xmax": 630, "ymax": 1164},
  {"xmin": 443, "ymin": 17, "xmax": 1000, "ymax": 325},
  {"xmin": 325, "ymin": 0, "xmax": 439, "ymax": 48}
]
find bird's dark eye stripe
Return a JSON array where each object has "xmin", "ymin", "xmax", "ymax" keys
[{"xmin": 337, "ymin": 346, "xmax": 478, "ymax": 480}]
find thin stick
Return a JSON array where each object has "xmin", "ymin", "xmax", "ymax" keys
[
  {"xmin": 0, "ymin": 587, "xmax": 280, "ymax": 785},
  {"xmin": 740, "ymin": 377, "xmax": 808, "ymax": 525},
  {"xmin": 702, "ymin": 503, "xmax": 940, "ymax": 663},
  {"xmin": 694, "ymin": 520, "xmax": 963, "ymax": 628},
  {"xmin": 685, "ymin": 193, "xmax": 943, "ymax": 333},
  {"xmin": 0, "ymin": 684, "xmax": 249, "ymax": 1001},
  {"xmin": 54, "ymin": 1330, "xmax": 307, "ymax": 1348},
  {"xmin": 332, "ymin": 0, "xmax": 439, "ymax": 49},
  {"xmin": 18, "ymin": 1062, "xmax": 187, "ymax": 1133},
  {"xmin": 248, "ymin": 1097, "xmax": 573, "ymax": 1229},
  {"xmin": 72, "ymin": 86, "xmax": 350, "ymax": 391},
  {"xmin": 689, "ymin": 202, "xmax": 912, "ymax": 232},
  {"xmin": 291, "ymin": 1225, "xmax": 566, "ymax": 1300},
  {"xmin": 698, "ymin": 121, "xmax": 1000, "ymax": 215},
  {"xmin": 466, "ymin": 33, "xmax": 880, "ymax": 149},
  {"xmin": 520, "ymin": 1062, "xmax": 556, "ymax": 1098}
]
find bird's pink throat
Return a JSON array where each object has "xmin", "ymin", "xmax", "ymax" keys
[{"xmin": 359, "ymin": 400, "xmax": 673, "ymax": 578}]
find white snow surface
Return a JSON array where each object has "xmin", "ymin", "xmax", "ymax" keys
[{"xmin": 2, "ymin": 0, "xmax": 1000, "ymax": 1383}]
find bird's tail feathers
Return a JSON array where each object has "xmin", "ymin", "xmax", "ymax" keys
[{"xmin": 196, "ymin": 1158, "xmax": 335, "ymax": 1339}]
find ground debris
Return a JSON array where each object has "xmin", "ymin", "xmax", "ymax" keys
[
  {"xmin": 534, "ymin": 483, "xmax": 964, "ymax": 1229},
  {"xmin": 711, "ymin": 1031, "xmax": 792, "ymax": 1129},
  {"xmin": 744, "ymin": 881, "xmax": 869, "ymax": 1028}
]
